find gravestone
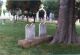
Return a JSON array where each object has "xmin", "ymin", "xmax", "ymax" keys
[
  {"xmin": 49, "ymin": 12, "xmax": 54, "ymax": 22},
  {"xmin": 36, "ymin": 4, "xmax": 47, "ymax": 22},
  {"xmin": 39, "ymin": 22, "xmax": 47, "ymax": 37},
  {"xmin": 2, "ymin": 19, "xmax": 5, "ymax": 25},
  {"xmin": 25, "ymin": 23, "xmax": 35, "ymax": 40},
  {"xmin": 30, "ymin": 23, "xmax": 35, "ymax": 39},
  {"xmin": 25, "ymin": 24, "xmax": 29, "ymax": 40}
]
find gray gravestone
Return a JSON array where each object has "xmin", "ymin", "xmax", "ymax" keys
[
  {"xmin": 25, "ymin": 23, "xmax": 35, "ymax": 40},
  {"xmin": 2, "ymin": 19, "xmax": 5, "ymax": 25},
  {"xmin": 29, "ymin": 23, "xmax": 35, "ymax": 39},
  {"xmin": 25, "ymin": 24, "xmax": 29, "ymax": 40},
  {"xmin": 39, "ymin": 22, "xmax": 47, "ymax": 37}
]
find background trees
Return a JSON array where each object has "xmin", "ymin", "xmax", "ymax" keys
[
  {"xmin": 6, "ymin": 0, "xmax": 41, "ymax": 22},
  {"xmin": 42, "ymin": 0, "xmax": 59, "ymax": 18},
  {"xmin": 6, "ymin": 0, "xmax": 41, "ymax": 13},
  {"xmin": 75, "ymin": 1, "xmax": 80, "ymax": 19},
  {"xmin": 0, "ymin": 0, "xmax": 3, "ymax": 15}
]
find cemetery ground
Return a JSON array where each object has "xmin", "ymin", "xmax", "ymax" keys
[{"xmin": 0, "ymin": 21, "xmax": 80, "ymax": 55}]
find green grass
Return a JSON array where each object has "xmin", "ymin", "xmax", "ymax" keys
[{"xmin": 0, "ymin": 21, "xmax": 80, "ymax": 55}]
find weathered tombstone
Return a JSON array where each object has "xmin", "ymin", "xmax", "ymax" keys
[
  {"xmin": 39, "ymin": 22, "xmax": 47, "ymax": 37},
  {"xmin": 2, "ymin": 19, "xmax": 5, "ymax": 25},
  {"xmin": 36, "ymin": 4, "xmax": 47, "ymax": 22},
  {"xmin": 25, "ymin": 24, "xmax": 29, "ymax": 40},
  {"xmin": 49, "ymin": 12, "xmax": 53, "ymax": 22},
  {"xmin": 25, "ymin": 23, "xmax": 35, "ymax": 40},
  {"xmin": 29, "ymin": 23, "xmax": 35, "ymax": 39}
]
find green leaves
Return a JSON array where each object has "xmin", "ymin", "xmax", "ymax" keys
[{"xmin": 42, "ymin": 0, "xmax": 59, "ymax": 18}]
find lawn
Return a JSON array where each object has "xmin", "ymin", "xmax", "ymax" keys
[{"xmin": 0, "ymin": 21, "xmax": 80, "ymax": 55}]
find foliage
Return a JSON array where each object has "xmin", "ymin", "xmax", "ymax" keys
[
  {"xmin": 0, "ymin": 0, "xmax": 3, "ymax": 6},
  {"xmin": 75, "ymin": 1, "xmax": 80, "ymax": 18},
  {"xmin": 6, "ymin": 0, "xmax": 41, "ymax": 12},
  {"xmin": 42, "ymin": 0, "xmax": 59, "ymax": 18},
  {"xmin": 0, "ymin": 0, "xmax": 3, "ymax": 15}
]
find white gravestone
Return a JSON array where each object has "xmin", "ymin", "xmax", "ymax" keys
[
  {"xmin": 25, "ymin": 24, "xmax": 29, "ymax": 40},
  {"xmin": 25, "ymin": 23, "xmax": 35, "ymax": 40},
  {"xmin": 2, "ymin": 19, "xmax": 5, "ymax": 25},
  {"xmin": 36, "ymin": 4, "xmax": 47, "ymax": 22},
  {"xmin": 29, "ymin": 23, "xmax": 35, "ymax": 39},
  {"xmin": 49, "ymin": 12, "xmax": 52, "ymax": 21},
  {"xmin": 39, "ymin": 23, "xmax": 47, "ymax": 37}
]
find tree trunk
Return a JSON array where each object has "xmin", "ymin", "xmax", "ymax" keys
[{"xmin": 50, "ymin": 0, "xmax": 78, "ymax": 44}]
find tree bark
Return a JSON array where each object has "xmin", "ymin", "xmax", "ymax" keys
[{"xmin": 50, "ymin": 0, "xmax": 78, "ymax": 44}]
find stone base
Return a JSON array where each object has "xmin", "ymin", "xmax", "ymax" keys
[
  {"xmin": 18, "ymin": 39, "xmax": 32, "ymax": 48},
  {"xmin": 18, "ymin": 35, "xmax": 52, "ymax": 48}
]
